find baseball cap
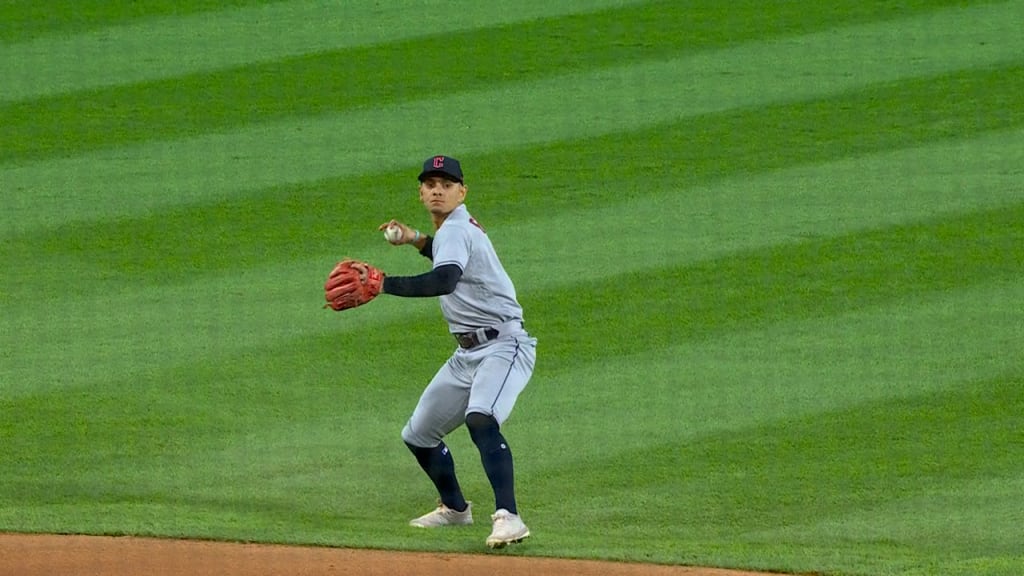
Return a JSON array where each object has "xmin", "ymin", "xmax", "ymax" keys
[{"xmin": 418, "ymin": 155, "xmax": 464, "ymax": 183}]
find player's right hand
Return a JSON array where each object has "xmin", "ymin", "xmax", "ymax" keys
[{"xmin": 379, "ymin": 219, "xmax": 413, "ymax": 245}]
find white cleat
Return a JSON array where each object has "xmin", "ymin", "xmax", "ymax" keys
[
  {"xmin": 486, "ymin": 509, "xmax": 530, "ymax": 548},
  {"xmin": 409, "ymin": 501, "xmax": 473, "ymax": 528}
]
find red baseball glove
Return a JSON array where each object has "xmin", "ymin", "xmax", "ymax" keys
[{"xmin": 324, "ymin": 259, "xmax": 384, "ymax": 311}]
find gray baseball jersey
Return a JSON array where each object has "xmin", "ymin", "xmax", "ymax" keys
[
  {"xmin": 400, "ymin": 204, "xmax": 537, "ymax": 448},
  {"xmin": 432, "ymin": 204, "xmax": 523, "ymax": 333}
]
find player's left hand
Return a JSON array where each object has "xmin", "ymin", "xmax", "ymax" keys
[{"xmin": 324, "ymin": 259, "xmax": 384, "ymax": 311}]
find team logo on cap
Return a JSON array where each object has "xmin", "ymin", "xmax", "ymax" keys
[{"xmin": 433, "ymin": 156, "xmax": 445, "ymax": 168}]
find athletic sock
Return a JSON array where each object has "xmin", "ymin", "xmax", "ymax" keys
[
  {"xmin": 405, "ymin": 441, "xmax": 468, "ymax": 512},
  {"xmin": 465, "ymin": 413, "xmax": 517, "ymax": 515}
]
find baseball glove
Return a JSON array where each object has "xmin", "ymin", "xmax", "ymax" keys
[{"xmin": 324, "ymin": 259, "xmax": 384, "ymax": 311}]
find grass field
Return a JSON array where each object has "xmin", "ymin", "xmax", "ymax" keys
[{"xmin": 2, "ymin": 1, "xmax": 1023, "ymax": 575}]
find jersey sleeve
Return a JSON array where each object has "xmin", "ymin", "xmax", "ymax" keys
[{"xmin": 432, "ymin": 223, "xmax": 472, "ymax": 272}]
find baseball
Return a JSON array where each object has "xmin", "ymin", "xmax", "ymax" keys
[{"xmin": 384, "ymin": 225, "xmax": 403, "ymax": 243}]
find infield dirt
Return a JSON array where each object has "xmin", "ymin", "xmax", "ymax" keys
[{"xmin": 0, "ymin": 533, "xmax": 784, "ymax": 576}]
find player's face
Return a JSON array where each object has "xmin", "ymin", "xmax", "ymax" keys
[{"xmin": 419, "ymin": 176, "xmax": 466, "ymax": 216}]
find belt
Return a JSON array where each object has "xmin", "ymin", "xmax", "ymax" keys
[{"xmin": 454, "ymin": 327, "xmax": 500, "ymax": 349}]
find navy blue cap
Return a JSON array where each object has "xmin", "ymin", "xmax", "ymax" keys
[{"xmin": 418, "ymin": 155, "xmax": 464, "ymax": 183}]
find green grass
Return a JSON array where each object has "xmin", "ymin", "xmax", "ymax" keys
[
  {"xmin": 1, "ymin": 0, "xmax": 991, "ymax": 161},
  {"xmin": 2, "ymin": 1, "xmax": 1024, "ymax": 575},
  {"xmin": 0, "ymin": 0, "xmax": 270, "ymax": 43}
]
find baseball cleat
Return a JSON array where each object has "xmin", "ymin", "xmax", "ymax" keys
[
  {"xmin": 486, "ymin": 509, "xmax": 530, "ymax": 548},
  {"xmin": 409, "ymin": 501, "xmax": 473, "ymax": 528}
]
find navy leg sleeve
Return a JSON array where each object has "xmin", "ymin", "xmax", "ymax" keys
[
  {"xmin": 406, "ymin": 441, "xmax": 468, "ymax": 512},
  {"xmin": 466, "ymin": 412, "xmax": 517, "ymax": 514}
]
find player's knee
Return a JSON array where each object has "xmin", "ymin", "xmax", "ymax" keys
[
  {"xmin": 401, "ymin": 422, "xmax": 434, "ymax": 448},
  {"xmin": 465, "ymin": 411, "xmax": 497, "ymax": 433},
  {"xmin": 466, "ymin": 411, "xmax": 503, "ymax": 448}
]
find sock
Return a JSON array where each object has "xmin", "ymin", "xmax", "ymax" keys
[
  {"xmin": 405, "ymin": 441, "xmax": 468, "ymax": 512},
  {"xmin": 465, "ymin": 412, "xmax": 517, "ymax": 515}
]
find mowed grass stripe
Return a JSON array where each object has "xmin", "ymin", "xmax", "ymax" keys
[
  {"xmin": 478, "ymin": 63, "xmax": 1024, "ymax": 219},
  {"xmin": 547, "ymin": 374, "xmax": 1024, "ymax": 523},
  {"xmin": 4, "ymin": 277, "xmax": 1019, "ymax": 486},
  {"xmin": 3, "ymin": 282, "xmax": 1020, "ymax": 564},
  {"xmin": 0, "ymin": 0, "xmax": 271, "ymax": 44},
  {"xmin": 4, "ymin": 121, "xmax": 1021, "ymax": 300},
  {"xmin": 524, "ymin": 280, "xmax": 1024, "ymax": 444},
  {"xmin": 0, "ymin": 0, "xmax": 646, "ymax": 102},
  {"xmin": 4, "ymin": 118, "xmax": 1022, "ymax": 297},
  {"xmin": 7, "ymin": 60, "xmax": 1024, "ymax": 253},
  {"xmin": 4, "ymin": 166, "xmax": 1022, "ymax": 397},
  {"xmin": 3, "ymin": 83, "xmax": 1022, "ymax": 301},
  {"xmin": 534, "ymin": 201, "xmax": 1024, "ymax": 361},
  {"xmin": 4, "ymin": 120, "xmax": 1022, "ymax": 394},
  {"xmin": 3, "ymin": 1, "xmax": 1021, "ymax": 234},
  {"xmin": 775, "ymin": 473, "xmax": 1024, "ymax": 558},
  {"xmin": 524, "ymin": 374, "xmax": 1024, "ymax": 570},
  {"xmin": 0, "ymin": 0, "xmax": 985, "ymax": 162},
  {"xmin": 511, "ymin": 130, "xmax": 1024, "ymax": 288}
]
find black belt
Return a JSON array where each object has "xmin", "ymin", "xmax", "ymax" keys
[{"xmin": 454, "ymin": 327, "xmax": 500, "ymax": 349}]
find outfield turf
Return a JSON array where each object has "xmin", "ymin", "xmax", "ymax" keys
[{"xmin": 1, "ymin": 1, "xmax": 1022, "ymax": 575}]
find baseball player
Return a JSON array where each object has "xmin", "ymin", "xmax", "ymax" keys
[{"xmin": 323, "ymin": 155, "xmax": 537, "ymax": 548}]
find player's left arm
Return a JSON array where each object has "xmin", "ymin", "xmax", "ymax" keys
[{"xmin": 383, "ymin": 264, "xmax": 461, "ymax": 297}]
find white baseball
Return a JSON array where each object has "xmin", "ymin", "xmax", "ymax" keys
[{"xmin": 384, "ymin": 225, "xmax": 403, "ymax": 243}]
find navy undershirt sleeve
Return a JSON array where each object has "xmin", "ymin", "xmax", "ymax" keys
[
  {"xmin": 382, "ymin": 263, "xmax": 462, "ymax": 297},
  {"xmin": 418, "ymin": 236, "xmax": 434, "ymax": 261}
]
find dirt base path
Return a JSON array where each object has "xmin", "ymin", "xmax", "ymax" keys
[{"xmin": 0, "ymin": 534, "xmax": 782, "ymax": 576}]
